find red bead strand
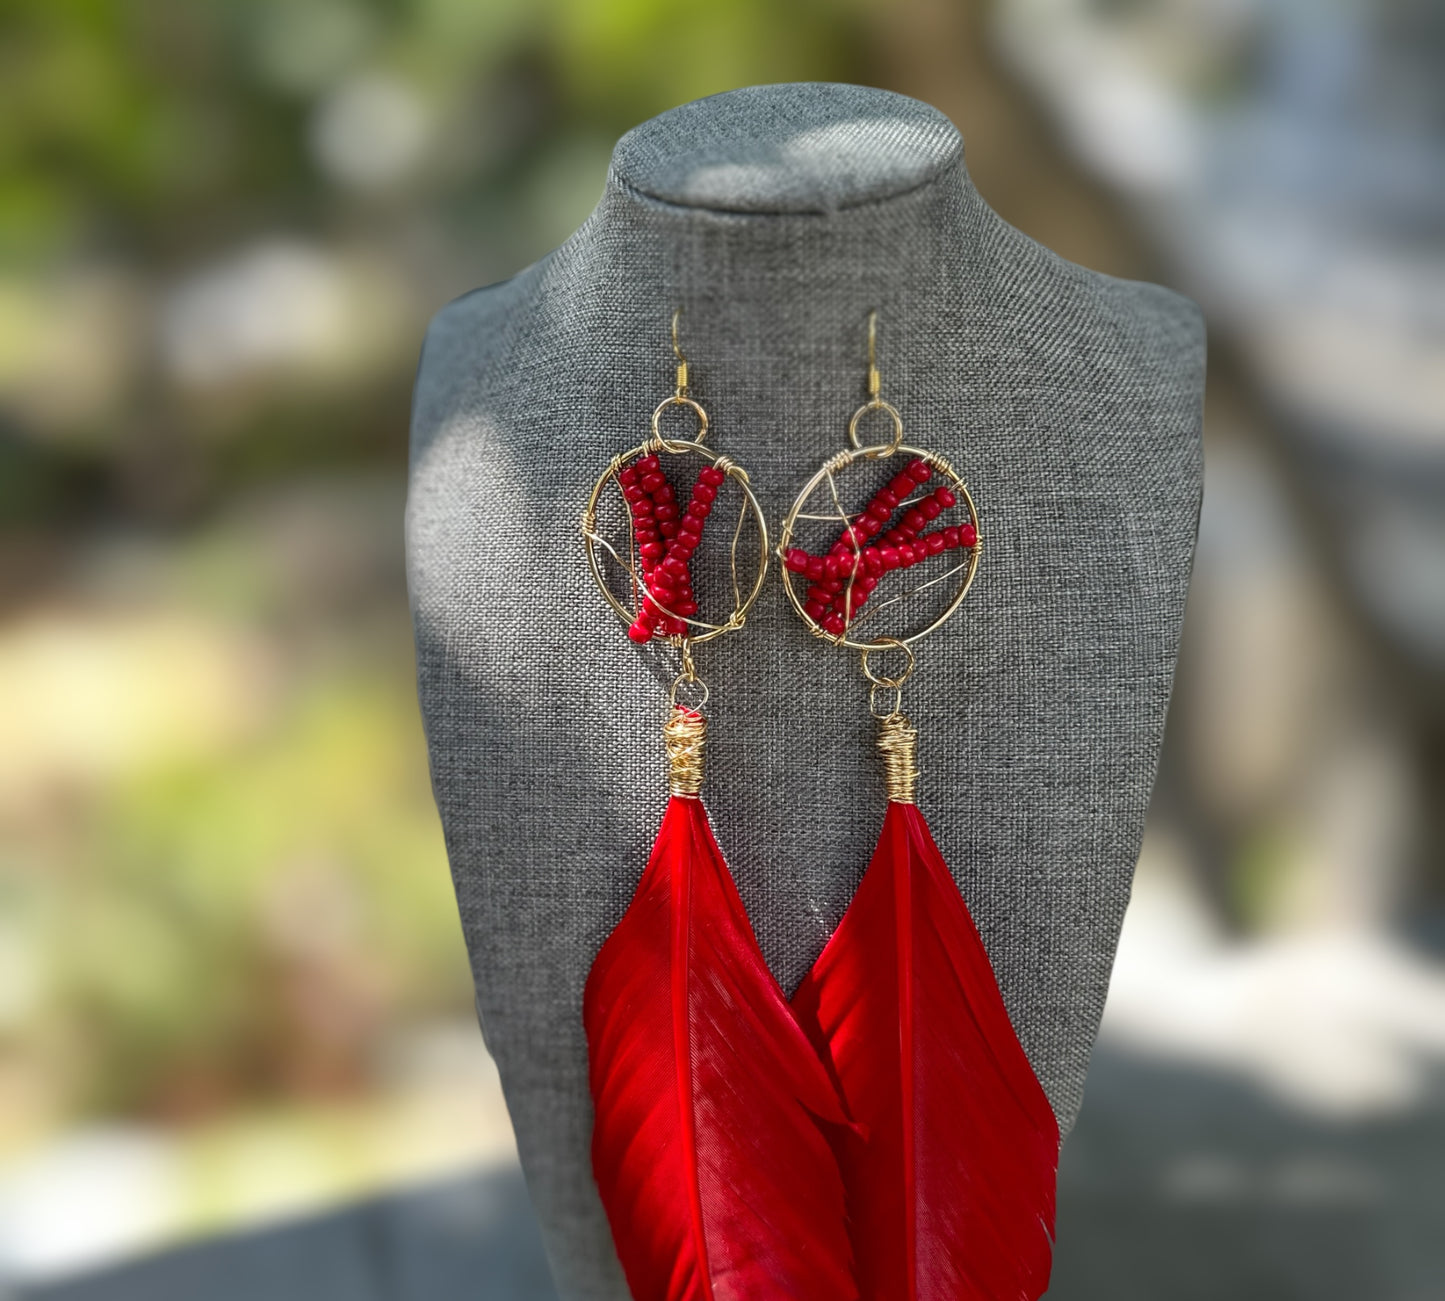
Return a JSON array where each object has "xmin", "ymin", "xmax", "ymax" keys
[
  {"xmin": 624, "ymin": 456, "xmax": 728, "ymax": 645},
  {"xmin": 791, "ymin": 461, "xmax": 976, "ymax": 631}
]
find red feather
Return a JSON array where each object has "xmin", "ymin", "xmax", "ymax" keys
[
  {"xmin": 584, "ymin": 794, "xmax": 859, "ymax": 1301},
  {"xmin": 791, "ymin": 801, "xmax": 1060, "ymax": 1301}
]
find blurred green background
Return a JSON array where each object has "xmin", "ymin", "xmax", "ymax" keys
[{"xmin": 2, "ymin": 0, "xmax": 1442, "ymax": 1294}]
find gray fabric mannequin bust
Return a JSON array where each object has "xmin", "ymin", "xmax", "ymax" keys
[{"xmin": 407, "ymin": 84, "xmax": 1204, "ymax": 1299}]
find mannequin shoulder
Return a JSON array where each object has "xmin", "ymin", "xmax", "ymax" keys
[
  {"xmin": 417, "ymin": 260, "xmax": 550, "ymax": 385},
  {"xmin": 1088, "ymin": 272, "xmax": 1207, "ymax": 379}
]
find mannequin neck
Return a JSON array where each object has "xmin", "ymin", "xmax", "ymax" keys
[
  {"xmin": 609, "ymin": 82, "xmax": 970, "ymax": 217},
  {"xmin": 568, "ymin": 85, "xmax": 1000, "ymax": 341}
]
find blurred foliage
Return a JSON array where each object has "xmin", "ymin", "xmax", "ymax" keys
[
  {"xmin": 0, "ymin": 0, "xmax": 868, "ymax": 524},
  {"xmin": 54, "ymin": 670, "xmax": 462, "ymax": 1119}
]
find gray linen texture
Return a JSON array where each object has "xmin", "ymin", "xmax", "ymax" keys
[{"xmin": 406, "ymin": 84, "xmax": 1204, "ymax": 1301}]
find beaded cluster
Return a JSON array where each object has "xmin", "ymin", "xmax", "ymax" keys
[
  {"xmin": 782, "ymin": 456, "xmax": 979, "ymax": 638},
  {"xmin": 619, "ymin": 452, "xmax": 729, "ymax": 644}
]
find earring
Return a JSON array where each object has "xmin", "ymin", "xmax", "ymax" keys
[
  {"xmin": 778, "ymin": 313, "xmax": 1061, "ymax": 1301},
  {"xmin": 580, "ymin": 313, "xmax": 857, "ymax": 1301}
]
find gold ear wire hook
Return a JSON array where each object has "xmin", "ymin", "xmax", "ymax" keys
[
  {"xmin": 866, "ymin": 309, "xmax": 880, "ymax": 399},
  {"xmin": 671, "ymin": 308, "xmax": 689, "ymax": 396}
]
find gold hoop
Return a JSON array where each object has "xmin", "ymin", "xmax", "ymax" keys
[
  {"xmin": 847, "ymin": 398, "xmax": 904, "ymax": 457},
  {"xmin": 860, "ymin": 638, "xmax": 915, "ymax": 688},
  {"xmin": 652, "ymin": 395, "xmax": 709, "ymax": 446},
  {"xmin": 669, "ymin": 672, "xmax": 710, "ymax": 711},
  {"xmin": 582, "ymin": 437, "xmax": 769, "ymax": 646},
  {"xmin": 776, "ymin": 444, "xmax": 980, "ymax": 652},
  {"xmin": 868, "ymin": 681, "xmax": 904, "ymax": 719}
]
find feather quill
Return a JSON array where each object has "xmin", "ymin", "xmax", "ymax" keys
[
  {"xmin": 792, "ymin": 801, "xmax": 1060, "ymax": 1301},
  {"xmin": 584, "ymin": 793, "xmax": 858, "ymax": 1301}
]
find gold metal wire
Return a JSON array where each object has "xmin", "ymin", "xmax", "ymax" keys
[
  {"xmin": 663, "ymin": 704, "xmax": 707, "ymax": 796},
  {"xmin": 582, "ymin": 436, "xmax": 770, "ymax": 646},
  {"xmin": 860, "ymin": 638, "xmax": 915, "ymax": 688},
  {"xmin": 877, "ymin": 711, "xmax": 918, "ymax": 804},
  {"xmin": 847, "ymin": 399, "xmax": 904, "ymax": 456},
  {"xmin": 776, "ymin": 444, "xmax": 980, "ymax": 652},
  {"xmin": 652, "ymin": 395, "xmax": 708, "ymax": 444}
]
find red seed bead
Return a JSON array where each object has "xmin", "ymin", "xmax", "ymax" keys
[
  {"xmin": 675, "ymin": 599, "xmax": 698, "ymax": 617},
  {"xmin": 884, "ymin": 528, "xmax": 908, "ymax": 546},
  {"xmin": 700, "ymin": 465, "xmax": 726, "ymax": 487},
  {"xmin": 662, "ymin": 554, "xmax": 687, "ymax": 577},
  {"xmin": 654, "ymin": 503, "xmax": 679, "ymax": 523},
  {"xmin": 880, "ymin": 546, "xmax": 901, "ymax": 570},
  {"xmin": 926, "ymin": 532, "xmax": 946, "ymax": 555},
  {"xmin": 821, "ymin": 578, "xmax": 843, "ymax": 596},
  {"xmin": 623, "ymin": 484, "xmax": 647, "ymax": 505},
  {"xmin": 662, "ymin": 616, "xmax": 687, "ymax": 636},
  {"xmin": 805, "ymin": 557, "xmax": 826, "ymax": 582},
  {"xmin": 943, "ymin": 526, "xmax": 961, "ymax": 549},
  {"xmin": 679, "ymin": 513, "xmax": 702, "ymax": 536},
  {"xmin": 921, "ymin": 498, "xmax": 942, "ymax": 521},
  {"xmin": 824, "ymin": 556, "xmax": 840, "ymax": 581},
  {"xmin": 960, "ymin": 523, "xmax": 978, "ymax": 547},
  {"xmin": 688, "ymin": 498, "xmax": 712, "ymax": 519},
  {"xmin": 857, "ymin": 515, "xmax": 881, "ymax": 538},
  {"xmin": 639, "ymin": 542, "xmax": 664, "ymax": 562},
  {"xmin": 908, "ymin": 458, "xmax": 931, "ymax": 482},
  {"xmin": 671, "ymin": 541, "xmax": 694, "ymax": 561},
  {"xmin": 658, "ymin": 521, "xmax": 678, "ymax": 539},
  {"xmin": 876, "ymin": 487, "xmax": 899, "ymax": 510},
  {"xmin": 867, "ymin": 500, "xmax": 892, "ymax": 522},
  {"xmin": 641, "ymin": 472, "xmax": 666, "ymax": 495},
  {"xmin": 654, "ymin": 480, "xmax": 676, "ymax": 501},
  {"xmin": 619, "ymin": 464, "xmax": 640, "ymax": 486},
  {"xmin": 805, "ymin": 598, "xmax": 829, "ymax": 620},
  {"xmin": 836, "ymin": 551, "xmax": 856, "ymax": 575},
  {"xmin": 903, "ymin": 508, "xmax": 926, "ymax": 534},
  {"xmin": 822, "ymin": 612, "xmax": 846, "ymax": 636},
  {"xmin": 864, "ymin": 549, "xmax": 883, "ymax": 575},
  {"xmin": 693, "ymin": 482, "xmax": 717, "ymax": 504},
  {"xmin": 785, "ymin": 548, "xmax": 811, "ymax": 573},
  {"xmin": 890, "ymin": 473, "xmax": 915, "ymax": 497},
  {"xmin": 628, "ymin": 620, "xmax": 652, "ymax": 643},
  {"xmin": 898, "ymin": 545, "xmax": 917, "ymax": 568},
  {"xmin": 637, "ymin": 453, "xmax": 660, "ymax": 471},
  {"xmin": 934, "ymin": 487, "xmax": 956, "ymax": 509},
  {"xmin": 858, "ymin": 573, "xmax": 878, "ymax": 593},
  {"xmin": 806, "ymin": 586, "xmax": 831, "ymax": 606}
]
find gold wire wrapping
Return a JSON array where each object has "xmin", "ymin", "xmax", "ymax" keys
[
  {"xmin": 877, "ymin": 711, "xmax": 919, "ymax": 804},
  {"xmin": 663, "ymin": 706, "xmax": 707, "ymax": 797}
]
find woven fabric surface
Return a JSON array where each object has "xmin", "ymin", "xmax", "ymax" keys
[{"xmin": 406, "ymin": 84, "xmax": 1205, "ymax": 1301}]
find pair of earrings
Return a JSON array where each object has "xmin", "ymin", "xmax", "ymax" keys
[{"xmin": 580, "ymin": 314, "xmax": 1059, "ymax": 1301}]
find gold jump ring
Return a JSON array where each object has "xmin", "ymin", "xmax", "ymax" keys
[
  {"xmin": 847, "ymin": 398, "xmax": 903, "ymax": 458},
  {"xmin": 652, "ymin": 395, "xmax": 709, "ymax": 446},
  {"xmin": 860, "ymin": 638, "xmax": 915, "ymax": 689}
]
